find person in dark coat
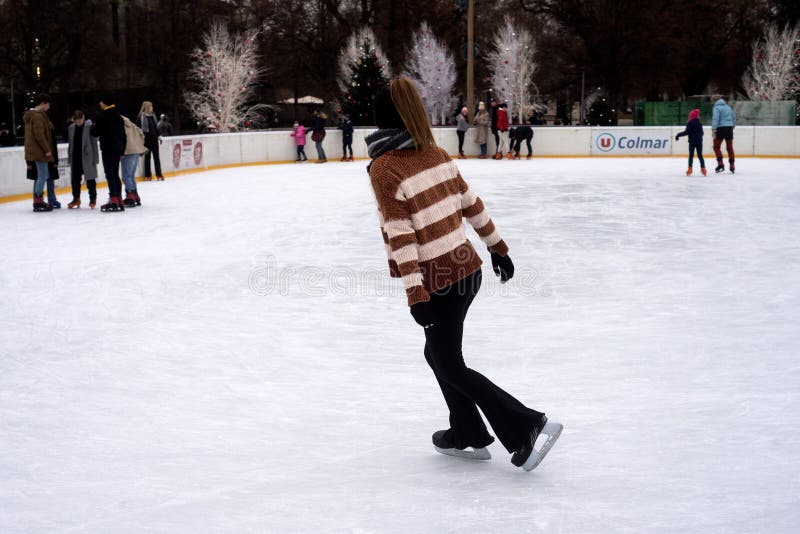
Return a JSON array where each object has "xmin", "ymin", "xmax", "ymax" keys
[
  {"xmin": 338, "ymin": 113, "xmax": 354, "ymax": 161},
  {"xmin": 67, "ymin": 110, "xmax": 100, "ymax": 208},
  {"xmin": 0, "ymin": 123, "xmax": 15, "ymax": 146},
  {"xmin": 90, "ymin": 95, "xmax": 127, "ymax": 212},
  {"xmin": 139, "ymin": 101, "xmax": 164, "ymax": 180},
  {"xmin": 309, "ymin": 110, "xmax": 327, "ymax": 163},
  {"xmin": 157, "ymin": 114, "xmax": 173, "ymax": 136},
  {"xmin": 509, "ymin": 125, "xmax": 534, "ymax": 159},
  {"xmin": 490, "ymin": 99, "xmax": 500, "ymax": 157},
  {"xmin": 675, "ymin": 108, "xmax": 706, "ymax": 176}
]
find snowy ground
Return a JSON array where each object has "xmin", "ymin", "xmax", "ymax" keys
[{"xmin": 1, "ymin": 157, "xmax": 799, "ymax": 533}]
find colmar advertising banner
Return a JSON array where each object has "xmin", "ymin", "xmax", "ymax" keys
[{"xmin": 591, "ymin": 130, "xmax": 672, "ymax": 156}]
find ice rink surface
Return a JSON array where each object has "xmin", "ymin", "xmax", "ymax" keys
[{"xmin": 1, "ymin": 157, "xmax": 799, "ymax": 533}]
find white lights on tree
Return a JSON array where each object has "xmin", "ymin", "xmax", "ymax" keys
[
  {"xmin": 743, "ymin": 24, "xmax": 800, "ymax": 102},
  {"xmin": 403, "ymin": 22, "xmax": 457, "ymax": 125},
  {"xmin": 337, "ymin": 27, "xmax": 391, "ymax": 93},
  {"xmin": 486, "ymin": 16, "xmax": 537, "ymax": 123},
  {"xmin": 184, "ymin": 22, "xmax": 266, "ymax": 132}
]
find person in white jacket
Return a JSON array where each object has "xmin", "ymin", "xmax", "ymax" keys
[{"xmin": 121, "ymin": 115, "xmax": 146, "ymax": 207}]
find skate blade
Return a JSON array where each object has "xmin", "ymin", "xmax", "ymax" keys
[
  {"xmin": 522, "ymin": 422, "xmax": 563, "ymax": 472},
  {"xmin": 434, "ymin": 446, "xmax": 491, "ymax": 461}
]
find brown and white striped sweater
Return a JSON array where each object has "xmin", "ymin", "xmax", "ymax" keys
[{"xmin": 369, "ymin": 146, "xmax": 509, "ymax": 306}]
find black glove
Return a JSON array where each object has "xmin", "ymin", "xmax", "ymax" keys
[
  {"xmin": 675, "ymin": 135, "xmax": 679, "ymax": 141},
  {"xmin": 410, "ymin": 301, "xmax": 435, "ymax": 328},
  {"xmin": 490, "ymin": 251, "xmax": 515, "ymax": 283}
]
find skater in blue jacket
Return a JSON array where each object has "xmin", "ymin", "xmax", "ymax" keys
[
  {"xmin": 712, "ymin": 98, "xmax": 736, "ymax": 173},
  {"xmin": 675, "ymin": 108, "xmax": 706, "ymax": 176}
]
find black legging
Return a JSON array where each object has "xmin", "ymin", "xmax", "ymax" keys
[
  {"xmin": 457, "ymin": 130, "xmax": 466, "ymax": 155},
  {"xmin": 144, "ymin": 134, "xmax": 162, "ymax": 178},
  {"xmin": 343, "ymin": 137, "xmax": 353, "ymax": 157},
  {"xmin": 101, "ymin": 150, "xmax": 123, "ymax": 197},
  {"xmin": 71, "ymin": 163, "xmax": 97, "ymax": 202},
  {"xmin": 513, "ymin": 137, "xmax": 533, "ymax": 156},
  {"xmin": 423, "ymin": 269, "xmax": 544, "ymax": 453}
]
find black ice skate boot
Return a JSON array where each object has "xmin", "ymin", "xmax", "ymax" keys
[
  {"xmin": 100, "ymin": 196, "xmax": 125, "ymax": 212},
  {"xmin": 432, "ymin": 429, "xmax": 494, "ymax": 460},
  {"xmin": 32, "ymin": 194, "xmax": 53, "ymax": 212},
  {"xmin": 123, "ymin": 192, "xmax": 137, "ymax": 208},
  {"xmin": 715, "ymin": 158, "xmax": 724, "ymax": 173},
  {"xmin": 511, "ymin": 415, "xmax": 563, "ymax": 472},
  {"xmin": 729, "ymin": 159, "xmax": 735, "ymax": 174}
]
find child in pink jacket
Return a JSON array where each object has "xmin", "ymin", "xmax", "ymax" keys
[{"xmin": 290, "ymin": 122, "xmax": 308, "ymax": 162}]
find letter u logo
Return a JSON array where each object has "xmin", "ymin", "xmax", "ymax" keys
[{"xmin": 600, "ymin": 138, "xmax": 611, "ymax": 148}]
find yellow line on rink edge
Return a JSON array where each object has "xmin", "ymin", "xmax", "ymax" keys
[{"xmin": 1, "ymin": 154, "xmax": 798, "ymax": 205}]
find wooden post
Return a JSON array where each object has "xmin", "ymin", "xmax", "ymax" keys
[{"xmin": 466, "ymin": 0, "xmax": 474, "ymax": 121}]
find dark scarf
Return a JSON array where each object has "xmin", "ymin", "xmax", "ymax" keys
[{"xmin": 365, "ymin": 128, "xmax": 414, "ymax": 173}]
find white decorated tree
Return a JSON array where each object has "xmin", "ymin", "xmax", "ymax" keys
[
  {"xmin": 742, "ymin": 24, "xmax": 800, "ymax": 102},
  {"xmin": 403, "ymin": 22, "xmax": 457, "ymax": 125},
  {"xmin": 486, "ymin": 17, "xmax": 537, "ymax": 123},
  {"xmin": 337, "ymin": 27, "xmax": 392, "ymax": 125},
  {"xmin": 184, "ymin": 22, "xmax": 266, "ymax": 132}
]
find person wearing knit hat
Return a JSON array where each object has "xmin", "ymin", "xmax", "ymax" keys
[
  {"xmin": 365, "ymin": 77, "xmax": 563, "ymax": 472},
  {"xmin": 675, "ymin": 108, "xmax": 706, "ymax": 176},
  {"xmin": 90, "ymin": 94, "xmax": 127, "ymax": 211},
  {"xmin": 473, "ymin": 101, "xmax": 490, "ymax": 158}
]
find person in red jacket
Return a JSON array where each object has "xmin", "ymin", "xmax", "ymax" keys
[{"xmin": 495, "ymin": 103, "xmax": 509, "ymax": 160}]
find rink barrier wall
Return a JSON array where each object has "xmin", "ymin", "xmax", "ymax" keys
[{"xmin": 2, "ymin": 126, "xmax": 799, "ymax": 201}]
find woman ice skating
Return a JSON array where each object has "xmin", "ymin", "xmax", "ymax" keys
[
  {"xmin": 339, "ymin": 113, "xmax": 354, "ymax": 161},
  {"xmin": 509, "ymin": 125, "xmax": 534, "ymax": 160},
  {"xmin": 365, "ymin": 77, "xmax": 563, "ymax": 472},
  {"xmin": 67, "ymin": 111, "xmax": 100, "ymax": 208},
  {"xmin": 290, "ymin": 122, "xmax": 308, "ymax": 162},
  {"xmin": 139, "ymin": 101, "xmax": 164, "ymax": 181},
  {"xmin": 455, "ymin": 107, "xmax": 469, "ymax": 159},
  {"xmin": 473, "ymin": 102, "xmax": 490, "ymax": 159},
  {"xmin": 309, "ymin": 110, "xmax": 327, "ymax": 163},
  {"xmin": 496, "ymin": 103, "xmax": 510, "ymax": 159},
  {"xmin": 121, "ymin": 115, "xmax": 146, "ymax": 207},
  {"xmin": 675, "ymin": 108, "xmax": 706, "ymax": 176}
]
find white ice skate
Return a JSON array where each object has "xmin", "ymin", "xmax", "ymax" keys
[
  {"xmin": 432, "ymin": 430, "xmax": 493, "ymax": 460},
  {"xmin": 511, "ymin": 420, "xmax": 563, "ymax": 472},
  {"xmin": 434, "ymin": 444, "xmax": 492, "ymax": 461}
]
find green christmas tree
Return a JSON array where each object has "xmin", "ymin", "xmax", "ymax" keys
[{"xmin": 340, "ymin": 39, "xmax": 390, "ymax": 126}]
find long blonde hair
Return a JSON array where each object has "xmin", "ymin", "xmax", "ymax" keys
[
  {"xmin": 139, "ymin": 101, "xmax": 154, "ymax": 116},
  {"xmin": 389, "ymin": 77, "xmax": 436, "ymax": 149}
]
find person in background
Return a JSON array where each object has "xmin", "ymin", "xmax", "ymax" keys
[
  {"xmin": 67, "ymin": 110, "xmax": 100, "ymax": 208},
  {"xmin": 472, "ymin": 102, "xmax": 490, "ymax": 159},
  {"xmin": 309, "ymin": 109, "xmax": 327, "ymax": 163},
  {"xmin": 139, "ymin": 101, "xmax": 164, "ymax": 181},
  {"xmin": 23, "ymin": 93, "xmax": 55, "ymax": 212},
  {"xmin": 290, "ymin": 121, "xmax": 308, "ymax": 163},
  {"xmin": 455, "ymin": 107, "xmax": 469, "ymax": 159},
  {"xmin": 490, "ymin": 98, "xmax": 500, "ymax": 159},
  {"xmin": 675, "ymin": 108, "xmax": 706, "ymax": 176},
  {"xmin": 496, "ymin": 103, "xmax": 510, "ymax": 159},
  {"xmin": 91, "ymin": 95, "xmax": 127, "ymax": 212},
  {"xmin": 712, "ymin": 98, "xmax": 736, "ymax": 174},
  {"xmin": 121, "ymin": 115, "xmax": 146, "ymax": 207},
  {"xmin": 158, "ymin": 114, "xmax": 173, "ymax": 136},
  {"xmin": 0, "ymin": 122, "xmax": 15, "ymax": 146},
  {"xmin": 366, "ymin": 77, "xmax": 563, "ymax": 472},
  {"xmin": 338, "ymin": 112, "xmax": 354, "ymax": 161},
  {"xmin": 509, "ymin": 125, "xmax": 534, "ymax": 160},
  {"xmin": 45, "ymin": 125, "xmax": 61, "ymax": 209}
]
